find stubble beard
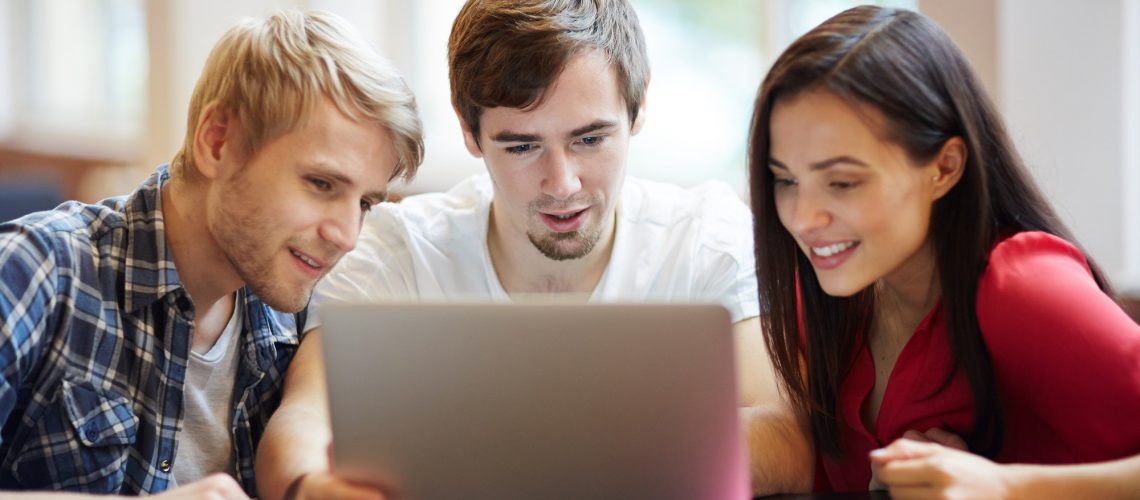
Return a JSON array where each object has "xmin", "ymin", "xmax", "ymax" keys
[{"xmin": 211, "ymin": 179, "xmax": 314, "ymax": 313}]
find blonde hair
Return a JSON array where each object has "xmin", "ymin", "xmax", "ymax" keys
[{"xmin": 173, "ymin": 9, "xmax": 423, "ymax": 181}]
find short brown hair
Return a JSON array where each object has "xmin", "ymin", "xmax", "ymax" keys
[
  {"xmin": 174, "ymin": 10, "xmax": 424, "ymax": 182},
  {"xmin": 448, "ymin": 0, "xmax": 649, "ymax": 142}
]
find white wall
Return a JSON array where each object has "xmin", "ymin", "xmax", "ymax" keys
[
  {"xmin": 927, "ymin": 0, "xmax": 1140, "ymax": 291},
  {"xmin": 1123, "ymin": 0, "xmax": 1140, "ymax": 292},
  {"xmin": 999, "ymin": 0, "xmax": 1137, "ymax": 291}
]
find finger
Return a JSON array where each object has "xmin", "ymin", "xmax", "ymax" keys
[
  {"xmin": 870, "ymin": 437, "xmax": 938, "ymax": 464},
  {"xmin": 902, "ymin": 429, "xmax": 930, "ymax": 442},
  {"xmin": 924, "ymin": 427, "xmax": 967, "ymax": 451},
  {"xmin": 216, "ymin": 474, "xmax": 252, "ymax": 500},
  {"xmin": 877, "ymin": 454, "xmax": 947, "ymax": 487}
]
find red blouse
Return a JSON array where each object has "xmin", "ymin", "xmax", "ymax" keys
[{"xmin": 818, "ymin": 231, "xmax": 1140, "ymax": 491}]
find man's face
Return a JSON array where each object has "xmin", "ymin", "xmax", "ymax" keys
[
  {"xmin": 208, "ymin": 98, "xmax": 395, "ymax": 312},
  {"xmin": 463, "ymin": 50, "xmax": 643, "ymax": 261}
]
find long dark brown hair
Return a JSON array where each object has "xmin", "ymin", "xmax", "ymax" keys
[{"xmin": 748, "ymin": 5, "xmax": 1114, "ymax": 459}]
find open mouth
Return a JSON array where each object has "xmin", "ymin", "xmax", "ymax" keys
[
  {"xmin": 806, "ymin": 240, "xmax": 860, "ymax": 270},
  {"xmin": 811, "ymin": 241, "xmax": 858, "ymax": 257},
  {"xmin": 540, "ymin": 208, "xmax": 589, "ymax": 232}
]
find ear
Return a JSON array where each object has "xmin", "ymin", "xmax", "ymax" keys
[
  {"xmin": 454, "ymin": 105, "xmax": 483, "ymax": 159},
  {"xmin": 929, "ymin": 136, "xmax": 966, "ymax": 200},
  {"xmin": 192, "ymin": 103, "xmax": 236, "ymax": 180},
  {"xmin": 630, "ymin": 71, "xmax": 650, "ymax": 137}
]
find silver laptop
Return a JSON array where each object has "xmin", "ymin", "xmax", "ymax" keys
[{"xmin": 320, "ymin": 303, "xmax": 749, "ymax": 500}]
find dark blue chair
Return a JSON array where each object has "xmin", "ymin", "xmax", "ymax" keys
[{"xmin": 0, "ymin": 179, "xmax": 63, "ymax": 223}]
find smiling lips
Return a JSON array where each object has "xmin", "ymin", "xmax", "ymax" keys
[
  {"xmin": 540, "ymin": 207, "xmax": 589, "ymax": 232},
  {"xmin": 289, "ymin": 248, "xmax": 327, "ymax": 279},
  {"xmin": 807, "ymin": 240, "xmax": 860, "ymax": 270}
]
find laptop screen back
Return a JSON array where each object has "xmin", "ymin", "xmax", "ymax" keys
[{"xmin": 320, "ymin": 303, "xmax": 749, "ymax": 500}]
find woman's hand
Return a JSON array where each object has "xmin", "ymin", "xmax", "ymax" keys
[
  {"xmin": 869, "ymin": 428, "xmax": 967, "ymax": 490},
  {"xmin": 869, "ymin": 438, "xmax": 1012, "ymax": 499}
]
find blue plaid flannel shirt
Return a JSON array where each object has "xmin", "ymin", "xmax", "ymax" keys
[{"xmin": 0, "ymin": 165, "xmax": 305, "ymax": 495}]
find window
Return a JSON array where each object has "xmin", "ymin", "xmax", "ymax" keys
[
  {"xmin": 397, "ymin": 0, "xmax": 917, "ymax": 195},
  {"xmin": 7, "ymin": 0, "xmax": 146, "ymax": 146}
]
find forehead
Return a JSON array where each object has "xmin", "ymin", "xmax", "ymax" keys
[
  {"xmin": 479, "ymin": 50, "xmax": 627, "ymax": 137},
  {"xmin": 769, "ymin": 90, "xmax": 892, "ymax": 164},
  {"xmin": 265, "ymin": 98, "xmax": 396, "ymax": 183}
]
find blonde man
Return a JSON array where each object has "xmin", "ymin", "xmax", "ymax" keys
[{"xmin": 0, "ymin": 9, "xmax": 421, "ymax": 498}]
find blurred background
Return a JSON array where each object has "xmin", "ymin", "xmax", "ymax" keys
[{"xmin": 0, "ymin": 0, "xmax": 1137, "ymax": 304}]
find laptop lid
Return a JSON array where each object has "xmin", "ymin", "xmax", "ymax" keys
[{"xmin": 320, "ymin": 302, "xmax": 749, "ymax": 500}]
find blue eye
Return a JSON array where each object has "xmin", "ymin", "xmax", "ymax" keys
[
  {"xmin": 309, "ymin": 177, "xmax": 332, "ymax": 191},
  {"xmin": 580, "ymin": 136, "xmax": 604, "ymax": 146},
  {"xmin": 505, "ymin": 144, "xmax": 535, "ymax": 155}
]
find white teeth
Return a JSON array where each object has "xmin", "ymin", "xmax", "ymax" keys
[
  {"xmin": 555, "ymin": 214, "xmax": 573, "ymax": 220},
  {"xmin": 291, "ymin": 250, "xmax": 319, "ymax": 268},
  {"xmin": 811, "ymin": 241, "xmax": 856, "ymax": 257}
]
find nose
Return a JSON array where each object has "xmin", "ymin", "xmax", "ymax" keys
[
  {"xmin": 783, "ymin": 187, "xmax": 832, "ymax": 236},
  {"xmin": 540, "ymin": 148, "xmax": 582, "ymax": 200},
  {"xmin": 318, "ymin": 204, "xmax": 362, "ymax": 254}
]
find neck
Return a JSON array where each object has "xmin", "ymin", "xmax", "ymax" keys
[
  {"xmin": 162, "ymin": 178, "xmax": 242, "ymax": 321},
  {"xmin": 486, "ymin": 203, "xmax": 617, "ymax": 297},
  {"xmin": 874, "ymin": 241, "xmax": 941, "ymax": 337}
]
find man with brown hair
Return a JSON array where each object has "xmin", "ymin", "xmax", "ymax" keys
[{"xmin": 255, "ymin": 1, "xmax": 789, "ymax": 498}]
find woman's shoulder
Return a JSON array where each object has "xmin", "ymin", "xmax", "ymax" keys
[
  {"xmin": 976, "ymin": 230, "xmax": 1105, "ymax": 337},
  {"xmin": 983, "ymin": 230, "xmax": 1090, "ymax": 284}
]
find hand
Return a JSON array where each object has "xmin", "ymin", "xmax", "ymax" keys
[
  {"xmin": 869, "ymin": 438, "xmax": 1013, "ymax": 499},
  {"xmin": 291, "ymin": 471, "xmax": 388, "ymax": 500},
  {"xmin": 869, "ymin": 428, "xmax": 967, "ymax": 490},
  {"xmin": 151, "ymin": 473, "xmax": 249, "ymax": 500}
]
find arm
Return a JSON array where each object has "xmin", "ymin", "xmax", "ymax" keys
[
  {"xmin": 733, "ymin": 317, "xmax": 780, "ymax": 407},
  {"xmin": 0, "ymin": 474, "xmax": 249, "ymax": 499},
  {"xmin": 874, "ymin": 438, "xmax": 1140, "ymax": 499},
  {"xmin": 255, "ymin": 329, "xmax": 383, "ymax": 500},
  {"xmin": 977, "ymin": 233, "xmax": 1140, "ymax": 460},
  {"xmin": 734, "ymin": 318, "xmax": 815, "ymax": 494}
]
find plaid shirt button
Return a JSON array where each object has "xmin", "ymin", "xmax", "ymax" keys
[{"xmin": 160, "ymin": 459, "xmax": 171, "ymax": 473}]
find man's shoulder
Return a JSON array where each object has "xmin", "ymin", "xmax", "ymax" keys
[
  {"xmin": 367, "ymin": 175, "xmax": 491, "ymax": 245},
  {"xmin": 620, "ymin": 176, "xmax": 751, "ymax": 228},
  {"xmin": 1, "ymin": 198, "xmax": 130, "ymax": 261}
]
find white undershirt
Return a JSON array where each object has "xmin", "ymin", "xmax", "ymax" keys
[{"xmin": 170, "ymin": 298, "xmax": 243, "ymax": 487}]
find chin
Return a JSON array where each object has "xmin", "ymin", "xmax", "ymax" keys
[
  {"xmin": 816, "ymin": 277, "xmax": 867, "ymax": 298},
  {"xmin": 249, "ymin": 280, "xmax": 313, "ymax": 313}
]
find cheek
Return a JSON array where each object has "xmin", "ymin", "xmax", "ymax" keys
[{"xmin": 772, "ymin": 191, "xmax": 794, "ymax": 228}]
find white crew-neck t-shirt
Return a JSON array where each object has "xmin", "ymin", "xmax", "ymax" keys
[{"xmin": 313, "ymin": 174, "xmax": 759, "ymax": 326}]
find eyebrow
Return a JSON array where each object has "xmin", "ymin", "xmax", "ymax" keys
[
  {"xmin": 307, "ymin": 163, "xmax": 388, "ymax": 202},
  {"xmin": 768, "ymin": 155, "xmax": 870, "ymax": 171},
  {"xmin": 488, "ymin": 119, "xmax": 620, "ymax": 144},
  {"xmin": 568, "ymin": 120, "xmax": 618, "ymax": 138}
]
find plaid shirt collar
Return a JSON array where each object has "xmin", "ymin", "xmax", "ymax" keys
[{"xmin": 120, "ymin": 165, "xmax": 186, "ymax": 314}]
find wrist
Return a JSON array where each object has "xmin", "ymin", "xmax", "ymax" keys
[{"xmin": 1001, "ymin": 463, "xmax": 1039, "ymax": 499}]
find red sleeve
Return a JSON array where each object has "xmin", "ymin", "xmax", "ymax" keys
[{"xmin": 977, "ymin": 231, "xmax": 1140, "ymax": 460}]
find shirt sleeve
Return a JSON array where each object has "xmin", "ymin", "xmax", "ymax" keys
[
  {"xmin": 693, "ymin": 184, "xmax": 760, "ymax": 324},
  {"xmin": 977, "ymin": 231, "xmax": 1140, "ymax": 460},
  {"xmin": 307, "ymin": 208, "xmax": 418, "ymax": 332},
  {"xmin": 0, "ymin": 223, "xmax": 60, "ymax": 445}
]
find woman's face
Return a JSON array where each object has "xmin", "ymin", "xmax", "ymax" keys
[{"xmin": 768, "ymin": 90, "xmax": 954, "ymax": 297}]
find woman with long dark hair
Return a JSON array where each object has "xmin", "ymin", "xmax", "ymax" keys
[{"xmin": 747, "ymin": 4, "xmax": 1140, "ymax": 494}]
